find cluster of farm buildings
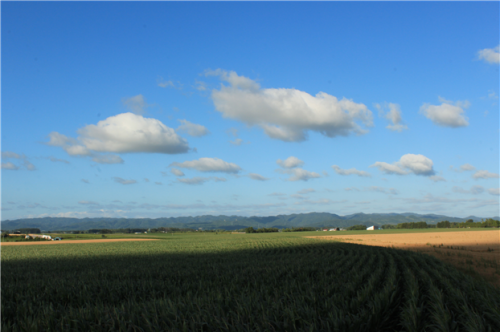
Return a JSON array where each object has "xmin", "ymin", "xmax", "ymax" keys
[{"xmin": 8, "ymin": 231, "xmax": 61, "ymax": 241}]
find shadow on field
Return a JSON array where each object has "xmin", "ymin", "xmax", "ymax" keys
[
  {"xmin": 308, "ymin": 230, "xmax": 500, "ymax": 287},
  {"xmin": 3, "ymin": 241, "xmax": 500, "ymax": 331}
]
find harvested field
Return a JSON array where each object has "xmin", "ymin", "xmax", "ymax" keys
[
  {"xmin": 0, "ymin": 238, "xmax": 158, "ymax": 246},
  {"xmin": 307, "ymin": 230, "xmax": 500, "ymax": 287}
]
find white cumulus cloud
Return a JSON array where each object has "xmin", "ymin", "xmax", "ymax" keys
[
  {"xmin": 207, "ymin": 69, "xmax": 373, "ymax": 142},
  {"xmin": 170, "ymin": 157, "xmax": 241, "ymax": 174},
  {"xmin": 176, "ymin": 119, "xmax": 210, "ymax": 137},
  {"xmin": 79, "ymin": 113, "xmax": 189, "ymax": 154},
  {"xmin": 331, "ymin": 165, "xmax": 371, "ymax": 177},
  {"xmin": 47, "ymin": 113, "xmax": 190, "ymax": 163},
  {"xmin": 420, "ymin": 98, "xmax": 469, "ymax": 128},
  {"xmin": 478, "ymin": 45, "xmax": 500, "ymax": 64},
  {"xmin": 473, "ymin": 170, "xmax": 500, "ymax": 180},
  {"xmin": 276, "ymin": 156, "xmax": 304, "ymax": 169},
  {"xmin": 371, "ymin": 154, "xmax": 435, "ymax": 176}
]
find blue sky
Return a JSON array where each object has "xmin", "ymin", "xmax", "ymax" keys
[{"xmin": 2, "ymin": 2, "xmax": 499, "ymax": 221}]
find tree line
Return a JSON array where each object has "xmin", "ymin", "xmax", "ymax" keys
[
  {"xmin": 244, "ymin": 227, "xmax": 279, "ymax": 233},
  {"xmin": 436, "ymin": 218, "xmax": 499, "ymax": 228}
]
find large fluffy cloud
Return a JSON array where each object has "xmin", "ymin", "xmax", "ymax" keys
[
  {"xmin": 79, "ymin": 113, "xmax": 189, "ymax": 154},
  {"xmin": 419, "ymin": 98, "xmax": 469, "ymax": 128},
  {"xmin": 478, "ymin": 45, "xmax": 500, "ymax": 64},
  {"xmin": 170, "ymin": 157, "xmax": 241, "ymax": 174},
  {"xmin": 331, "ymin": 165, "xmax": 371, "ymax": 177},
  {"xmin": 371, "ymin": 154, "xmax": 435, "ymax": 176},
  {"xmin": 47, "ymin": 113, "xmax": 190, "ymax": 163},
  {"xmin": 207, "ymin": 69, "xmax": 373, "ymax": 142}
]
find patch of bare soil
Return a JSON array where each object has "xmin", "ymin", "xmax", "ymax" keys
[
  {"xmin": 1, "ymin": 239, "xmax": 159, "ymax": 246},
  {"xmin": 307, "ymin": 230, "xmax": 500, "ymax": 287}
]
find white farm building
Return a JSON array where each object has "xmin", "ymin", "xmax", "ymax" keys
[{"xmin": 366, "ymin": 226, "xmax": 379, "ymax": 230}]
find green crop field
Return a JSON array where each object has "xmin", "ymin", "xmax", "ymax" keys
[{"xmin": 2, "ymin": 232, "xmax": 499, "ymax": 331}]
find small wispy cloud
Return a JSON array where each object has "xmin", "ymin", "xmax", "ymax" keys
[
  {"xmin": 452, "ymin": 185, "xmax": 484, "ymax": 195},
  {"xmin": 1, "ymin": 162, "xmax": 19, "ymax": 170},
  {"xmin": 248, "ymin": 173, "xmax": 269, "ymax": 181},
  {"xmin": 113, "ymin": 177, "xmax": 137, "ymax": 185},
  {"xmin": 122, "ymin": 94, "xmax": 149, "ymax": 115},
  {"xmin": 48, "ymin": 156, "xmax": 70, "ymax": 164},
  {"xmin": 473, "ymin": 170, "xmax": 499, "ymax": 180},
  {"xmin": 1, "ymin": 151, "xmax": 36, "ymax": 170},
  {"xmin": 157, "ymin": 77, "xmax": 182, "ymax": 89},
  {"xmin": 331, "ymin": 165, "xmax": 371, "ymax": 177},
  {"xmin": 176, "ymin": 119, "xmax": 210, "ymax": 137},
  {"xmin": 297, "ymin": 188, "xmax": 315, "ymax": 195},
  {"xmin": 230, "ymin": 138, "xmax": 244, "ymax": 146}
]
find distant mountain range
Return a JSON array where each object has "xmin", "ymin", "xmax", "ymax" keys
[{"xmin": 2, "ymin": 213, "xmax": 498, "ymax": 232}]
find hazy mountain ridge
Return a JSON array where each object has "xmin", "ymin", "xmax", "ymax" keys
[{"xmin": 2, "ymin": 213, "xmax": 497, "ymax": 232}]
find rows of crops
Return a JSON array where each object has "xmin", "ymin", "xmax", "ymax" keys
[{"xmin": 2, "ymin": 233, "xmax": 500, "ymax": 331}]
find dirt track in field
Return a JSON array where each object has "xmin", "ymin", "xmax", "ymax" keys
[
  {"xmin": 0, "ymin": 239, "xmax": 159, "ymax": 246},
  {"xmin": 307, "ymin": 230, "xmax": 500, "ymax": 287}
]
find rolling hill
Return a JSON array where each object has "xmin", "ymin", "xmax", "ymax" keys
[{"xmin": 1, "ymin": 212, "xmax": 497, "ymax": 232}]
